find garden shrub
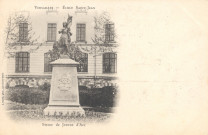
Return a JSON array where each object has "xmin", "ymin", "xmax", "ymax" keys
[
  {"xmin": 38, "ymin": 82, "xmax": 51, "ymax": 91},
  {"xmin": 79, "ymin": 86, "xmax": 118, "ymax": 107},
  {"xmin": 6, "ymin": 87, "xmax": 50, "ymax": 105},
  {"xmin": 5, "ymin": 85, "xmax": 118, "ymax": 107},
  {"xmin": 78, "ymin": 86, "xmax": 88, "ymax": 91}
]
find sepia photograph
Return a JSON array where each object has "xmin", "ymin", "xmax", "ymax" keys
[
  {"xmin": 3, "ymin": 7, "xmax": 118, "ymax": 123},
  {"xmin": 1, "ymin": 0, "xmax": 208, "ymax": 135}
]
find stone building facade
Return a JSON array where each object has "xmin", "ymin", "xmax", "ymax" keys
[{"xmin": 5, "ymin": 10, "xmax": 118, "ymax": 88}]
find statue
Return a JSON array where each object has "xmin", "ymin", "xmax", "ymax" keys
[
  {"xmin": 53, "ymin": 14, "xmax": 73, "ymax": 56},
  {"xmin": 44, "ymin": 14, "xmax": 85, "ymax": 116},
  {"xmin": 50, "ymin": 14, "xmax": 79, "ymax": 60}
]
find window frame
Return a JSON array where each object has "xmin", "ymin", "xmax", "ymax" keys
[
  {"xmin": 19, "ymin": 23, "xmax": 28, "ymax": 42},
  {"xmin": 44, "ymin": 53, "xmax": 52, "ymax": 72},
  {"xmin": 15, "ymin": 52, "xmax": 30, "ymax": 73},
  {"xmin": 105, "ymin": 23, "xmax": 115, "ymax": 42},
  {"xmin": 75, "ymin": 53, "xmax": 88, "ymax": 73},
  {"xmin": 47, "ymin": 23, "xmax": 57, "ymax": 42},
  {"xmin": 76, "ymin": 23, "xmax": 86, "ymax": 42},
  {"xmin": 103, "ymin": 53, "xmax": 117, "ymax": 73}
]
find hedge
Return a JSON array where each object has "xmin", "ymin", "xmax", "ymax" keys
[
  {"xmin": 79, "ymin": 86, "xmax": 118, "ymax": 107},
  {"xmin": 5, "ymin": 87, "xmax": 50, "ymax": 105},
  {"xmin": 6, "ymin": 85, "xmax": 118, "ymax": 107}
]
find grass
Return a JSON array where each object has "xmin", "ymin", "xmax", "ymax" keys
[
  {"xmin": 6, "ymin": 101, "xmax": 47, "ymax": 110},
  {"xmin": 5, "ymin": 101, "xmax": 112, "ymax": 123}
]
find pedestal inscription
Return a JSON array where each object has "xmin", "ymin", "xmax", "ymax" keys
[
  {"xmin": 57, "ymin": 72, "xmax": 72, "ymax": 91},
  {"xmin": 44, "ymin": 58, "xmax": 85, "ymax": 116}
]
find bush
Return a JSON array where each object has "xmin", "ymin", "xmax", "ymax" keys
[
  {"xmin": 78, "ymin": 86, "xmax": 88, "ymax": 91},
  {"xmin": 38, "ymin": 82, "xmax": 51, "ymax": 91},
  {"xmin": 6, "ymin": 85, "xmax": 118, "ymax": 107},
  {"xmin": 79, "ymin": 86, "xmax": 118, "ymax": 107},
  {"xmin": 6, "ymin": 87, "xmax": 50, "ymax": 105}
]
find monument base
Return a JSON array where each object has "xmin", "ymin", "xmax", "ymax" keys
[
  {"xmin": 44, "ymin": 106, "xmax": 85, "ymax": 116},
  {"xmin": 43, "ymin": 57, "xmax": 85, "ymax": 117}
]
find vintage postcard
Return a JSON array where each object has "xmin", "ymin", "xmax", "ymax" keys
[{"xmin": 0, "ymin": 0, "xmax": 208, "ymax": 135}]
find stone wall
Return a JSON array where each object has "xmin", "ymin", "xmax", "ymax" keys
[{"xmin": 5, "ymin": 75, "xmax": 117, "ymax": 88}]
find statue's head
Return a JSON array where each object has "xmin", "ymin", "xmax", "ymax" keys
[{"xmin": 63, "ymin": 22, "xmax": 67, "ymax": 27}]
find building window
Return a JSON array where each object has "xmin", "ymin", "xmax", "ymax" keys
[
  {"xmin": 105, "ymin": 23, "xmax": 114, "ymax": 42},
  {"xmin": 47, "ymin": 23, "xmax": 57, "ymax": 41},
  {"xmin": 103, "ymin": 53, "xmax": 117, "ymax": 73},
  {"xmin": 44, "ymin": 53, "xmax": 52, "ymax": 72},
  {"xmin": 15, "ymin": 52, "xmax": 30, "ymax": 72},
  {"xmin": 19, "ymin": 23, "xmax": 28, "ymax": 42},
  {"xmin": 76, "ymin": 24, "xmax": 86, "ymax": 42},
  {"xmin": 75, "ymin": 53, "xmax": 88, "ymax": 72},
  {"xmin": 44, "ymin": 53, "xmax": 57, "ymax": 72}
]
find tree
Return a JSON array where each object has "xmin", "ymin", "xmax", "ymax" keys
[
  {"xmin": 78, "ymin": 11, "xmax": 117, "ymax": 54},
  {"xmin": 4, "ymin": 11, "xmax": 41, "ymax": 57},
  {"xmin": 78, "ymin": 11, "xmax": 118, "ymax": 87}
]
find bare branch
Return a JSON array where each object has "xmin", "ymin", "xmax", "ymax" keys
[{"xmin": 5, "ymin": 12, "xmax": 41, "ymax": 57}]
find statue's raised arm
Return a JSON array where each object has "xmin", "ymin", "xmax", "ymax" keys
[
  {"xmin": 66, "ymin": 14, "xmax": 73, "ymax": 43},
  {"xmin": 67, "ymin": 14, "xmax": 72, "ymax": 28}
]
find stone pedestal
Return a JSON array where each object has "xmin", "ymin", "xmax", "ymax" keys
[{"xmin": 44, "ymin": 56, "xmax": 85, "ymax": 116}]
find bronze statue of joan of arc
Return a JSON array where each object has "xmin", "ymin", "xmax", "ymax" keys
[{"xmin": 55, "ymin": 14, "xmax": 73, "ymax": 55}]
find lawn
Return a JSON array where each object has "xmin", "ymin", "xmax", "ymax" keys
[
  {"xmin": 5, "ymin": 101, "xmax": 112, "ymax": 123},
  {"xmin": 4, "ymin": 86, "xmax": 117, "ymax": 123}
]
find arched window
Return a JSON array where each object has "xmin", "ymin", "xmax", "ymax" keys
[
  {"xmin": 103, "ymin": 53, "xmax": 117, "ymax": 73},
  {"xmin": 15, "ymin": 52, "xmax": 30, "ymax": 72}
]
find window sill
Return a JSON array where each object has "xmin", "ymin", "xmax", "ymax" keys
[
  {"xmin": 46, "ymin": 41, "xmax": 56, "ymax": 43},
  {"xmin": 18, "ymin": 41, "xmax": 29, "ymax": 42},
  {"xmin": 44, "ymin": 72, "xmax": 88, "ymax": 74},
  {"xmin": 16, "ymin": 41, "xmax": 30, "ymax": 45},
  {"xmin": 105, "ymin": 41, "xmax": 116, "ymax": 44},
  {"xmin": 44, "ymin": 72, "xmax": 52, "ymax": 74},
  {"xmin": 103, "ymin": 72, "xmax": 117, "ymax": 74},
  {"xmin": 75, "ymin": 41, "xmax": 87, "ymax": 44},
  {"xmin": 15, "ymin": 72, "xmax": 30, "ymax": 73},
  {"xmin": 78, "ymin": 72, "xmax": 88, "ymax": 74}
]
